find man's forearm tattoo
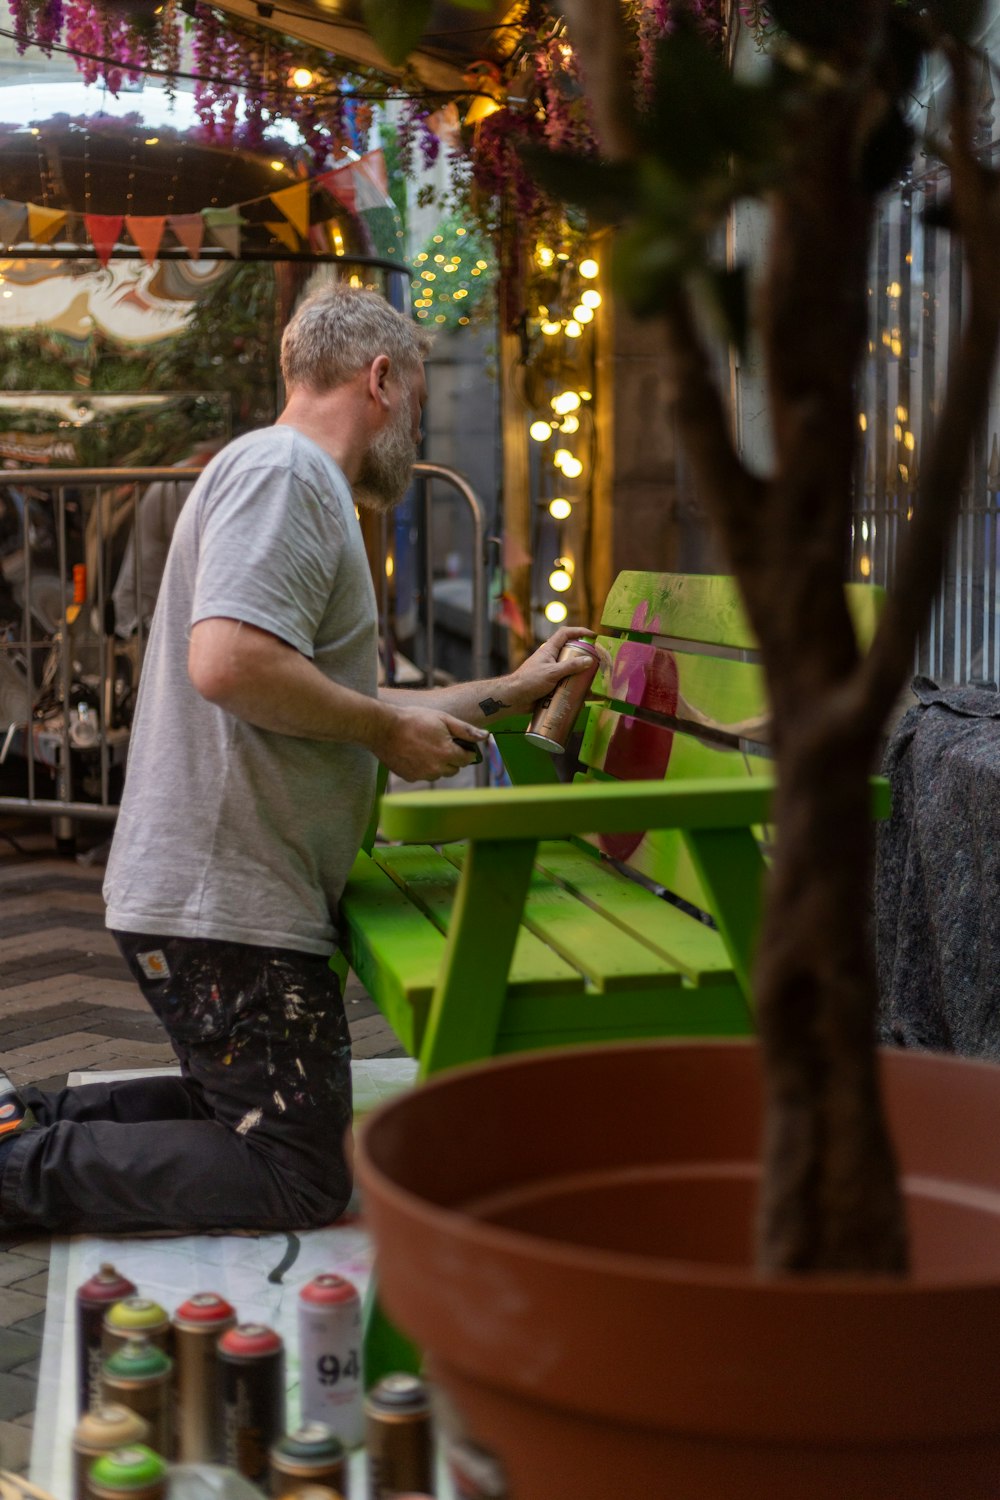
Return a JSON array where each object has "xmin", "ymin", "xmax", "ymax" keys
[{"xmin": 479, "ymin": 696, "xmax": 508, "ymax": 716}]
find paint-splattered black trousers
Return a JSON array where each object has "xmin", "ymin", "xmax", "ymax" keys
[{"xmin": 0, "ymin": 933, "xmax": 353, "ymax": 1235}]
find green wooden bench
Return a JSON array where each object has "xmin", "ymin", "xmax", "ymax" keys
[
  {"xmin": 338, "ymin": 571, "xmax": 887, "ymax": 1079},
  {"xmin": 339, "ymin": 570, "xmax": 887, "ymax": 1383}
]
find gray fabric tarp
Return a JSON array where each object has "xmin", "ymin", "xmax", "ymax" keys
[{"xmin": 877, "ymin": 676, "xmax": 1000, "ymax": 1058}]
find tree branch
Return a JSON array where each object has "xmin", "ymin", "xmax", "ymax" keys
[
  {"xmin": 558, "ymin": 0, "xmax": 642, "ymax": 160},
  {"xmin": 859, "ymin": 39, "xmax": 1000, "ymax": 728}
]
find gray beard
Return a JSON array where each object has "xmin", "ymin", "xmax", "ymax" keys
[{"xmin": 354, "ymin": 411, "xmax": 418, "ymax": 514}]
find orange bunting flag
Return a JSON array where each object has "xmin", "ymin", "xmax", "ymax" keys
[
  {"xmin": 84, "ymin": 214, "xmax": 124, "ymax": 266},
  {"xmin": 167, "ymin": 214, "xmax": 205, "ymax": 259},
  {"xmin": 264, "ymin": 220, "xmax": 300, "ymax": 253},
  {"xmin": 125, "ymin": 215, "xmax": 166, "ymax": 264},
  {"xmin": 27, "ymin": 204, "xmax": 67, "ymax": 245},
  {"xmin": 268, "ymin": 182, "xmax": 310, "ymax": 238},
  {"xmin": 316, "ymin": 164, "xmax": 355, "ymax": 215},
  {"xmin": 497, "ymin": 590, "xmax": 529, "ymax": 641}
]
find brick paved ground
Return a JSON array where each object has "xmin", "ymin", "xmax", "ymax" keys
[{"xmin": 0, "ymin": 814, "xmax": 404, "ymax": 1481}]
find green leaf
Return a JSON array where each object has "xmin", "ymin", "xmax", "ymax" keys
[
  {"xmin": 519, "ymin": 146, "xmax": 640, "ymax": 225},
  {"xmin": 361, "ymin": 0, "xmax": 433, "ymax": 66},
  {"xmin": 859, "ymin": 105, "xmax": 914, "ymax": 192},
  {"xmin": 928, "ymin": 0, "xmax": 986, "ymax": 40},
  {"xmin": 700, "ymin": 265, "xmax": 750, "ymax": 355},
  {"xmin": 642, "ymin": 20, "xmax": 781, "ymax": 182},
  {"xmin": 611, "ymin": 221, "xmax": 689, "ymax": 318},
  {"xmin": 768, "ymin": 0, "xmax": 868, "ymax": 48}
]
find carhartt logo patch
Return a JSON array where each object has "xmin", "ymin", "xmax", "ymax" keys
[{"xmin": 137, "ymin": 950, "xmax": 171, "ymax": 981}]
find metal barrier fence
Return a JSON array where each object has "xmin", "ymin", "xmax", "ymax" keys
[{"xmin": 0, "ymin": 459, "xmax": 490, "ymax": 826}]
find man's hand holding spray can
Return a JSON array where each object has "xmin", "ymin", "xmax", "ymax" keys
[{"xmin": 525, "ymin": 636, "xmax": 603, "ymax": 753}]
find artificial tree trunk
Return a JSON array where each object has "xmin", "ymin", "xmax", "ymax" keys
[{"xmin": 562, "ymin": 0, "xmax": 1000, "ymax": 1274}]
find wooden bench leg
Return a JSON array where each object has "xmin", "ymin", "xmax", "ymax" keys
[
  {"xmin": 418, "ymin": 838, "xmax": 537, "ymax": 1077},
  {"xmin": 363, "ymin": 1274, "xmax": 421, "ymax": 1388},
  {"xmin": 682, "ymin": 825, "xmax": 767, "ymax": 1010},
  {"xmin": 363, "ymin": 839, "xmax": 537, "ymax": 1386}
]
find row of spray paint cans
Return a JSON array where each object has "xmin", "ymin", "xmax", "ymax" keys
[{"xmin": 73, "ymin": 1263, "xmax": 439, "ymax": 1500}]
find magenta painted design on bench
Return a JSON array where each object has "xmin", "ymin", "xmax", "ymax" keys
[{"xmin": 599, "ymin": 642, "xmax": 679, "ymax": 860}]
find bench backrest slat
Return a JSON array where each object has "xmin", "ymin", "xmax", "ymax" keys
[{"xmin": 563, "ymin": 572, "xmax": 883, "ymax": 913}]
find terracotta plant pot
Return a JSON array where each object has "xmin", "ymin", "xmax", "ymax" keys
[{"xmin": 355, "ymin": 1039, "xmax": 1000, "ymax": 1499}]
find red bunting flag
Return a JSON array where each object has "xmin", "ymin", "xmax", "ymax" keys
[
  {"xmin": 125, "ymin": 215, "xmax": 166, "ymax": 264},
  {"xmin": 84, "ymin": 214, "xmax": 124, "ymax": 266},
  {"xmin": 167, "ymin": 214, "xmax": 205, "ymax": 258},
  {"xmin": 315, "ymin": 164, "xmax": 356, "ymax": 215}
]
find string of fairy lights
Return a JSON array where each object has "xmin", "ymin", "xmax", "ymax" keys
[{"xmin": 526, "ymin": 247, "xmax": 602, "ymax": 626}]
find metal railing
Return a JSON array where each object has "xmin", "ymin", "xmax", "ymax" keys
[{"xmin": 0, "ymin": 459, "xmax": 491, "ymax": 824}]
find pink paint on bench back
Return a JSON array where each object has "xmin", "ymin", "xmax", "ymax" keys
[{"xmin": 599, "ymin": 642, "xmax": 679, "ymax": 861}]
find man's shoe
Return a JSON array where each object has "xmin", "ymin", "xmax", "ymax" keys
[{"xmin": 0, "ymin": 1069, "xmax": 36, "ymax": 1138}]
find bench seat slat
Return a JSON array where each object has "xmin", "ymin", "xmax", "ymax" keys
[
  {"xmin": 372, "ymin": 844, "xmax": 585, "ymax": 996},
  {"xmin": 530, "ymin": 840, "xmax": 734, "ymax": 984},
  {"xmin": 439, "ymin": 843, "xmax": 685, "ymax": 994},
  {"xmin": 338, "ymin": 854, "xmax": 444, "ymax": 1054}
]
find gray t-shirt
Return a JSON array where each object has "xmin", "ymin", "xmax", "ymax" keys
[{"xmin": 104, "ymin": 426, "xmax": 379, "ymax": 955}]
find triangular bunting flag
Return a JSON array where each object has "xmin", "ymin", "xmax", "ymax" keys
[
  {"xmin": 351, "ymin": 162, "xmax": 388, "ymax": 213},
  {"xmin": 0, "ymin": 199, "xmax": 27, "ymax": 248},
  {"xmin": 167, "ymin": 214, "xmax": 205, "ymax": 259},
  {"xmin": 125, "ymin": 215, "xmax": 166, "ymax": 264},
  {"xmin": 355, "ymin": 149, "xmax": 388, "ymax": 195},
  {"xmin": 201, "ymin": 207, "xmax": 243, "ymax": 258},
  {"xmin": 316, "ymin": 165, "xmax": 356, "ymax": 215},
  {"xmin": 269, "ymin": 182, "xmax": 310, "ymax": 238},
  {"xmin": 264, "ymin": 220, "xmax": 300, "ymax": 253},
  {"xmin": 84, "ymin": 214, "xmax": 123, "ymax": 266},
  {"xmin": 27, "ymin": 204, "xmax": 67, "ymax": 245}
]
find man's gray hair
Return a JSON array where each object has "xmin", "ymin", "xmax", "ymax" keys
[{"xmin": 281, "ymin": 285, "xmax": 433, "ymax": 392}]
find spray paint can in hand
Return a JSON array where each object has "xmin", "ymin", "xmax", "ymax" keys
[
  {"xmin": 76, "ymin": 1265, "xmax": 137, "ymax": 1414},
  {"xmin": 297, "ymin": 1275, "xmax": 363, "ymax": 1446},
  {"xmin": 86, "ymin": 1445, "xmax": 167, "ymax": 1500},
  {"xmin": 72, "ymin": 1405, "xmax": 150, "ymax": 1500},
  {"xmin": 102, "ymin": 1298, "xmax": 171, "ymax": 1360},
  {"xmin": 219, "ymin": 1323, "xmax": 286, "ymax": 1485},
  {"xmin": 365, "ymin": 1373, "xmax": 434, "ymax": 1500},
  {"xmin": 99, "ymin": 1338, "xmax": 174, "ymax": 1462},
  {"xmin": 268, "ymin": 1422, "xmax": 347, "ymax": 1497},
  {"xmin": 172, "ymin": 1291, "xmax": 236, "ymax": 1463},
  {"xmin": 524, "ymin": 641, "xmax": 600, "ymax": 753}
]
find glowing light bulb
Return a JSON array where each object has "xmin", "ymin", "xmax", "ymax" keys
[
  {"xmin": 536, "ymin": 245, "xmax": 555, "ymax": 268},
  {"xmin": 551, "ymin": 391, "xmax": 581, "ymax": 416},
  {"xmin": 549, "ymin": 497, "xmax": 572, "ymax": 520},
  {"xmin": 579, "ymin": 258, "xmax": 599, "ymax": 278},
  {"xmin": 541, "ymin": 321, "xmax": 561, "ymax": 336},
  {"xmin": 580, "ymin": 289, "xmax": 601, "ymax": 309},
  {"xmin": 560, "ymin": 415, "xmax": 579, "ymax": 434},
  {"xmin": 564, "ymin": 321, "xmax": 582, "ymax": 338},
  {"xmin": 549, "ymin": 569, "xmax": 572, "ymax": 593},
  {"xmin": 561, "ymin": 456, "xmax": 584, "ymax": 479},
  {"xmin": 858, "ymin": 413, "xmax": 867, "ymax": 432},
  {"xmin": 573, "ymin": 305, "xmax": 594, "ymax": 323},
  {"xmin": 530, "ymin": 421, "xmax": 553, "ymax": 442},
  {"xmin": 545, "ymin": 600, "xmax": 569, "ymax": 624},
  {"xmin": 553, "ymin": 448, "xmax": 572, "ymax": 470},
  {"xmin": 290, "ymin": 66, "xmax": 314, "ymax": 88}
]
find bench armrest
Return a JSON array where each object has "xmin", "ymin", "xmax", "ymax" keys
[{"xmin": 378, "ymin": 774, "xmax": 890, "ymax": 844}]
